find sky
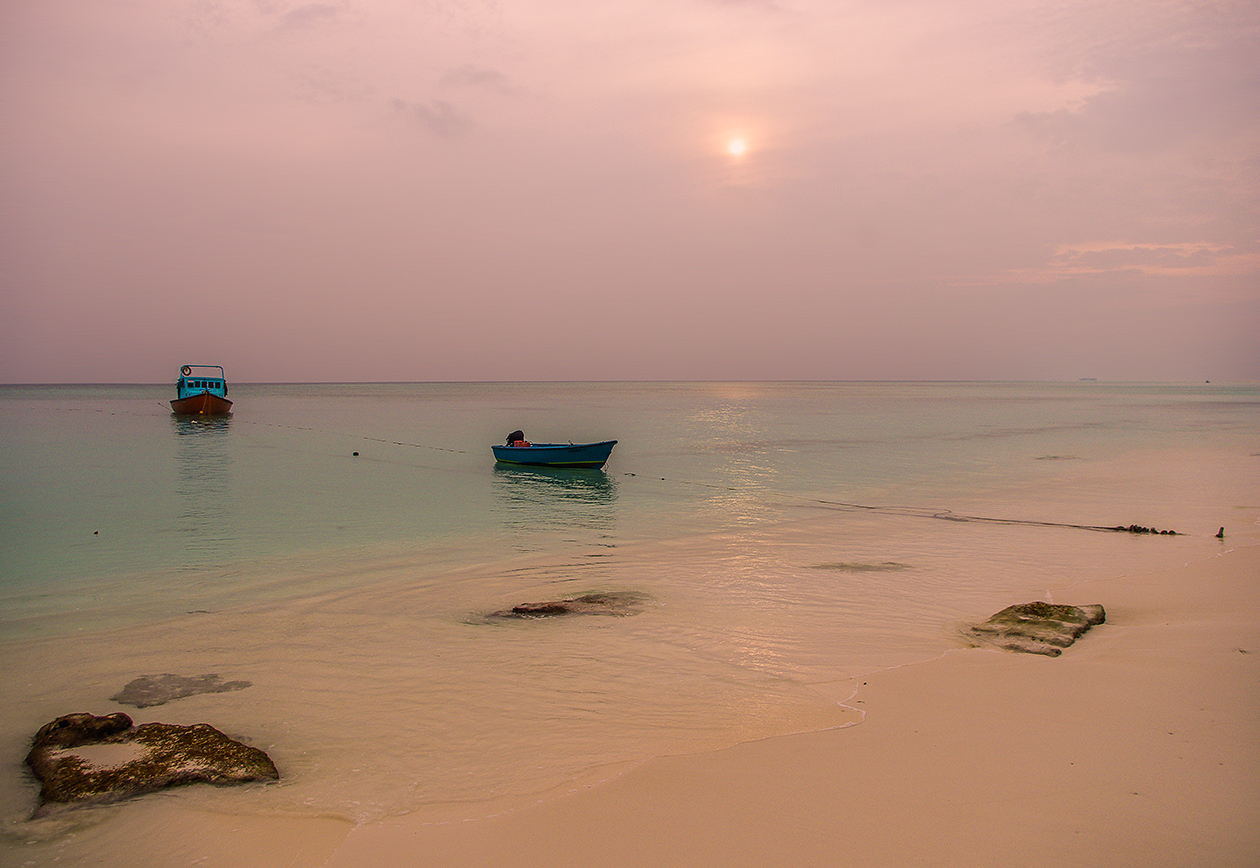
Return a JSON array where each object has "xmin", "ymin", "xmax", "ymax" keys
[{"xmin": 1, "ymin": 0, "xmax": 1257, "ymax": 383}]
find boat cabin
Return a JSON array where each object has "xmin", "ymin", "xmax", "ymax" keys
[{"xmin": 176, "ymin": 365, "xmax": 229, "ymax": 400}]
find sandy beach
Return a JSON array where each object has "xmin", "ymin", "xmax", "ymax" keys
[
  {"xmin": 312, "ymin": 539, "xmax": 1259, "ymax": 868},
  {"xmin": 78, "ymin": 536, "xmax": 1249, "ymax": 868},
  {"xmin": 16, "ymin": 537, "xmax": 1258, "ymax": 868}
]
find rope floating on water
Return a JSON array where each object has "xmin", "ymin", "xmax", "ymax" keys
[
  {"xmin": 621, "ymin": 472, "xmax": 1184, "ymax": 536},
  {"xmin": 221, "ymin": 419, "xmax": 473, "ymax": 455}
]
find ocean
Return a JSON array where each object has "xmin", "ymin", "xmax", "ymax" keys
[{"xmin": 1, "ymin": 381, "xmax": 1256, "ymax": 853}]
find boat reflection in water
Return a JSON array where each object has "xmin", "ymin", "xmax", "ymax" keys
[
  {"xmin": 171, "ymin": 415, "xmax": 234, "ymax": 561},
  {"xmin": 490, "ymin": 464, "xmax": 619, "ymax": 536}
]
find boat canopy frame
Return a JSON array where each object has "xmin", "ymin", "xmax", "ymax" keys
[{"xmin": 176, "ymin": 364, "xmax": 229, "ymax": 400}]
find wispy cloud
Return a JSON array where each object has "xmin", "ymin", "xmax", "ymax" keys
[
  {"xmin": 1046, "ymin": 241, "xmax": 1260, "ymax": 278},
  {"xmin": 1014, "ymin": 41, "xmax": 1258, "ymax": 153},
  {"xmin": 276, "ymin": 3, "xmax": 344, "ymax": 32},
  {"xmin": 438, "ymin": 65, "xmax": 508, "ymax": 90},
  {"xmin": 960, "ymin": 241, "xmax": 1260, "ymax": 289},
  {"xmin": 393, "ymin": 98, "xmax": 476, "ymax": 138}
]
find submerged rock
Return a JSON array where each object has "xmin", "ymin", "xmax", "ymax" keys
[
  {"xmin": 25, "ymin": 712, "xmax": 278, "ymax": 815},
  {"xmin": 488, "ymin": 591, "xmax": 646, "ymax": 620},
  {"xmin": 810, "ymin": 561, "xmax": 909, "ymax": 572},
  {"xmin": 111, "ymin": 673, "xmax": 252, "ymax": 708},
  {"xmin": 965, "ymin": 602, "xmax": 1106, "ymax": 657}
]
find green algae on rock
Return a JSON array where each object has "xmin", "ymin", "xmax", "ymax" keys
[
  {"xmin": 965, "ymin": 602, "xmax": 1106, "ymax": 657},
  {"xmin": 24, "ymin": 712, "xmax": 278, "ymax": 816}
]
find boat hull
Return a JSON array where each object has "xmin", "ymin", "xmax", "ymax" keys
[
  {"xmin": 170, "ymin": 393, "xmax": 234, "ymax": 415},
  {"xmin": 491, "ymin": 440, "xmax": 617, "ymax": 469}
]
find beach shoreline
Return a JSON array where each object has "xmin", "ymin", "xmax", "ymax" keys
[
  {"xmin": 7, "ymin": 533, "xmax": 1256, "ymax": 867},
  {"xmin": 312, "ymin": 538, "xmax": 1259, "ymax": 868},
  {"xmin": 71, "ymin": 534, "xmax": 1252, "ymax": 868}
]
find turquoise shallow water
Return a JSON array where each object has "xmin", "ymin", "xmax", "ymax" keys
[
  {"xmin": 1, "ymin": 381, "xmax": 1257, "ymax": 846},
  {"xmin": 4, "ymin": 380, "xmax": 1254, "ymax": 629}
]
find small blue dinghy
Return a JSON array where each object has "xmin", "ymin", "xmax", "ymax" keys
[{"xmin": 492, "ymin": 431, "xmax": 617, "ymax": 469}]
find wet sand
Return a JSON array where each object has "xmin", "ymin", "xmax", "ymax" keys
[
  {"xmin": 313, "ymin": 539, "xmax": 1259, "ymax": 867},
  {"xmin": 16, "ymin": 540, "xmax": 1259, "ymax": 868}
]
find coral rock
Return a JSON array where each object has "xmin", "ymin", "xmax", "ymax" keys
[
  {"xmin": 25, "ymin": 713, "xmax": 277, "ymax": 815},
  {"xmin": 965, "ymin": 602, "xmax": 1106, "ymax": 656}
]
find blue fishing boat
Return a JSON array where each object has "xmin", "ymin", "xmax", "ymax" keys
[
  {"xmin": 492, "ymin": 432, "xmax": 617, "ymax": 469},
  {"xmin": 170, "ymin": 364, "xmax": 233, "ymax": 415}
]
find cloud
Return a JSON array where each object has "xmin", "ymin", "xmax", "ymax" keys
[
  {"xmin": 1014, "ymin": 41, "xmax": 1259, "ymax": 154},
  {"xmin": 438, "ymin": 65, "xmax": 509, "ymax": 90},
  {"xmin": 1047, "ymin": 241, "xmax": 1260, "ymax": 278},
  {"xmin": 392, "ymin": 98, "xmax": 476, "ymax": 137},
  {"xmin": 958, "ymin": 241, "xmax": 1260, "ymax": 292},
  {"xmin": 701, "ymin": 0, "xmax": 782, "ymax": 10},
  {"xmin": 276, "ymin": 3, "xmax": 344, "ymax": 32}
]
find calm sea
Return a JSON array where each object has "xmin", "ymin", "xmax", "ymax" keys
[{"xmin": 1, "ymin": 382, "xmax": 1257, "ymax": 844}]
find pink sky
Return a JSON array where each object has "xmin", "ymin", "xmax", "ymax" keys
[{"xmin": 2, "ymin": 0, "xmax": 1257, "ymax": 383}]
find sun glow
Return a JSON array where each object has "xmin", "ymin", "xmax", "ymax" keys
[{"xmin": 727, "ymin": 138, "xmax": 748, "ymax": 157}]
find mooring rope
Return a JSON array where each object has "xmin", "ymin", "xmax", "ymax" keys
[
  {"xmin": 232, "ymin": 420, "xmax": 472, "ymax": 455},
  {"xmin": 620, "ymin": 471, "xmax": 1183, "ymax": 536}
]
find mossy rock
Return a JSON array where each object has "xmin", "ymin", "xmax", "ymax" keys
[
  {"xmin": 25, "ymin": 712, "xmax": 278, "ymax": 816},
  {"xmin": 965, "ymin": 602, "xmax": 1106, "ymax": 656}
]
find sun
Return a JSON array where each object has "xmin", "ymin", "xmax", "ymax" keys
[{"xmin": 726, "ymin": 138, "xmax": 748, "ymax": 157}]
